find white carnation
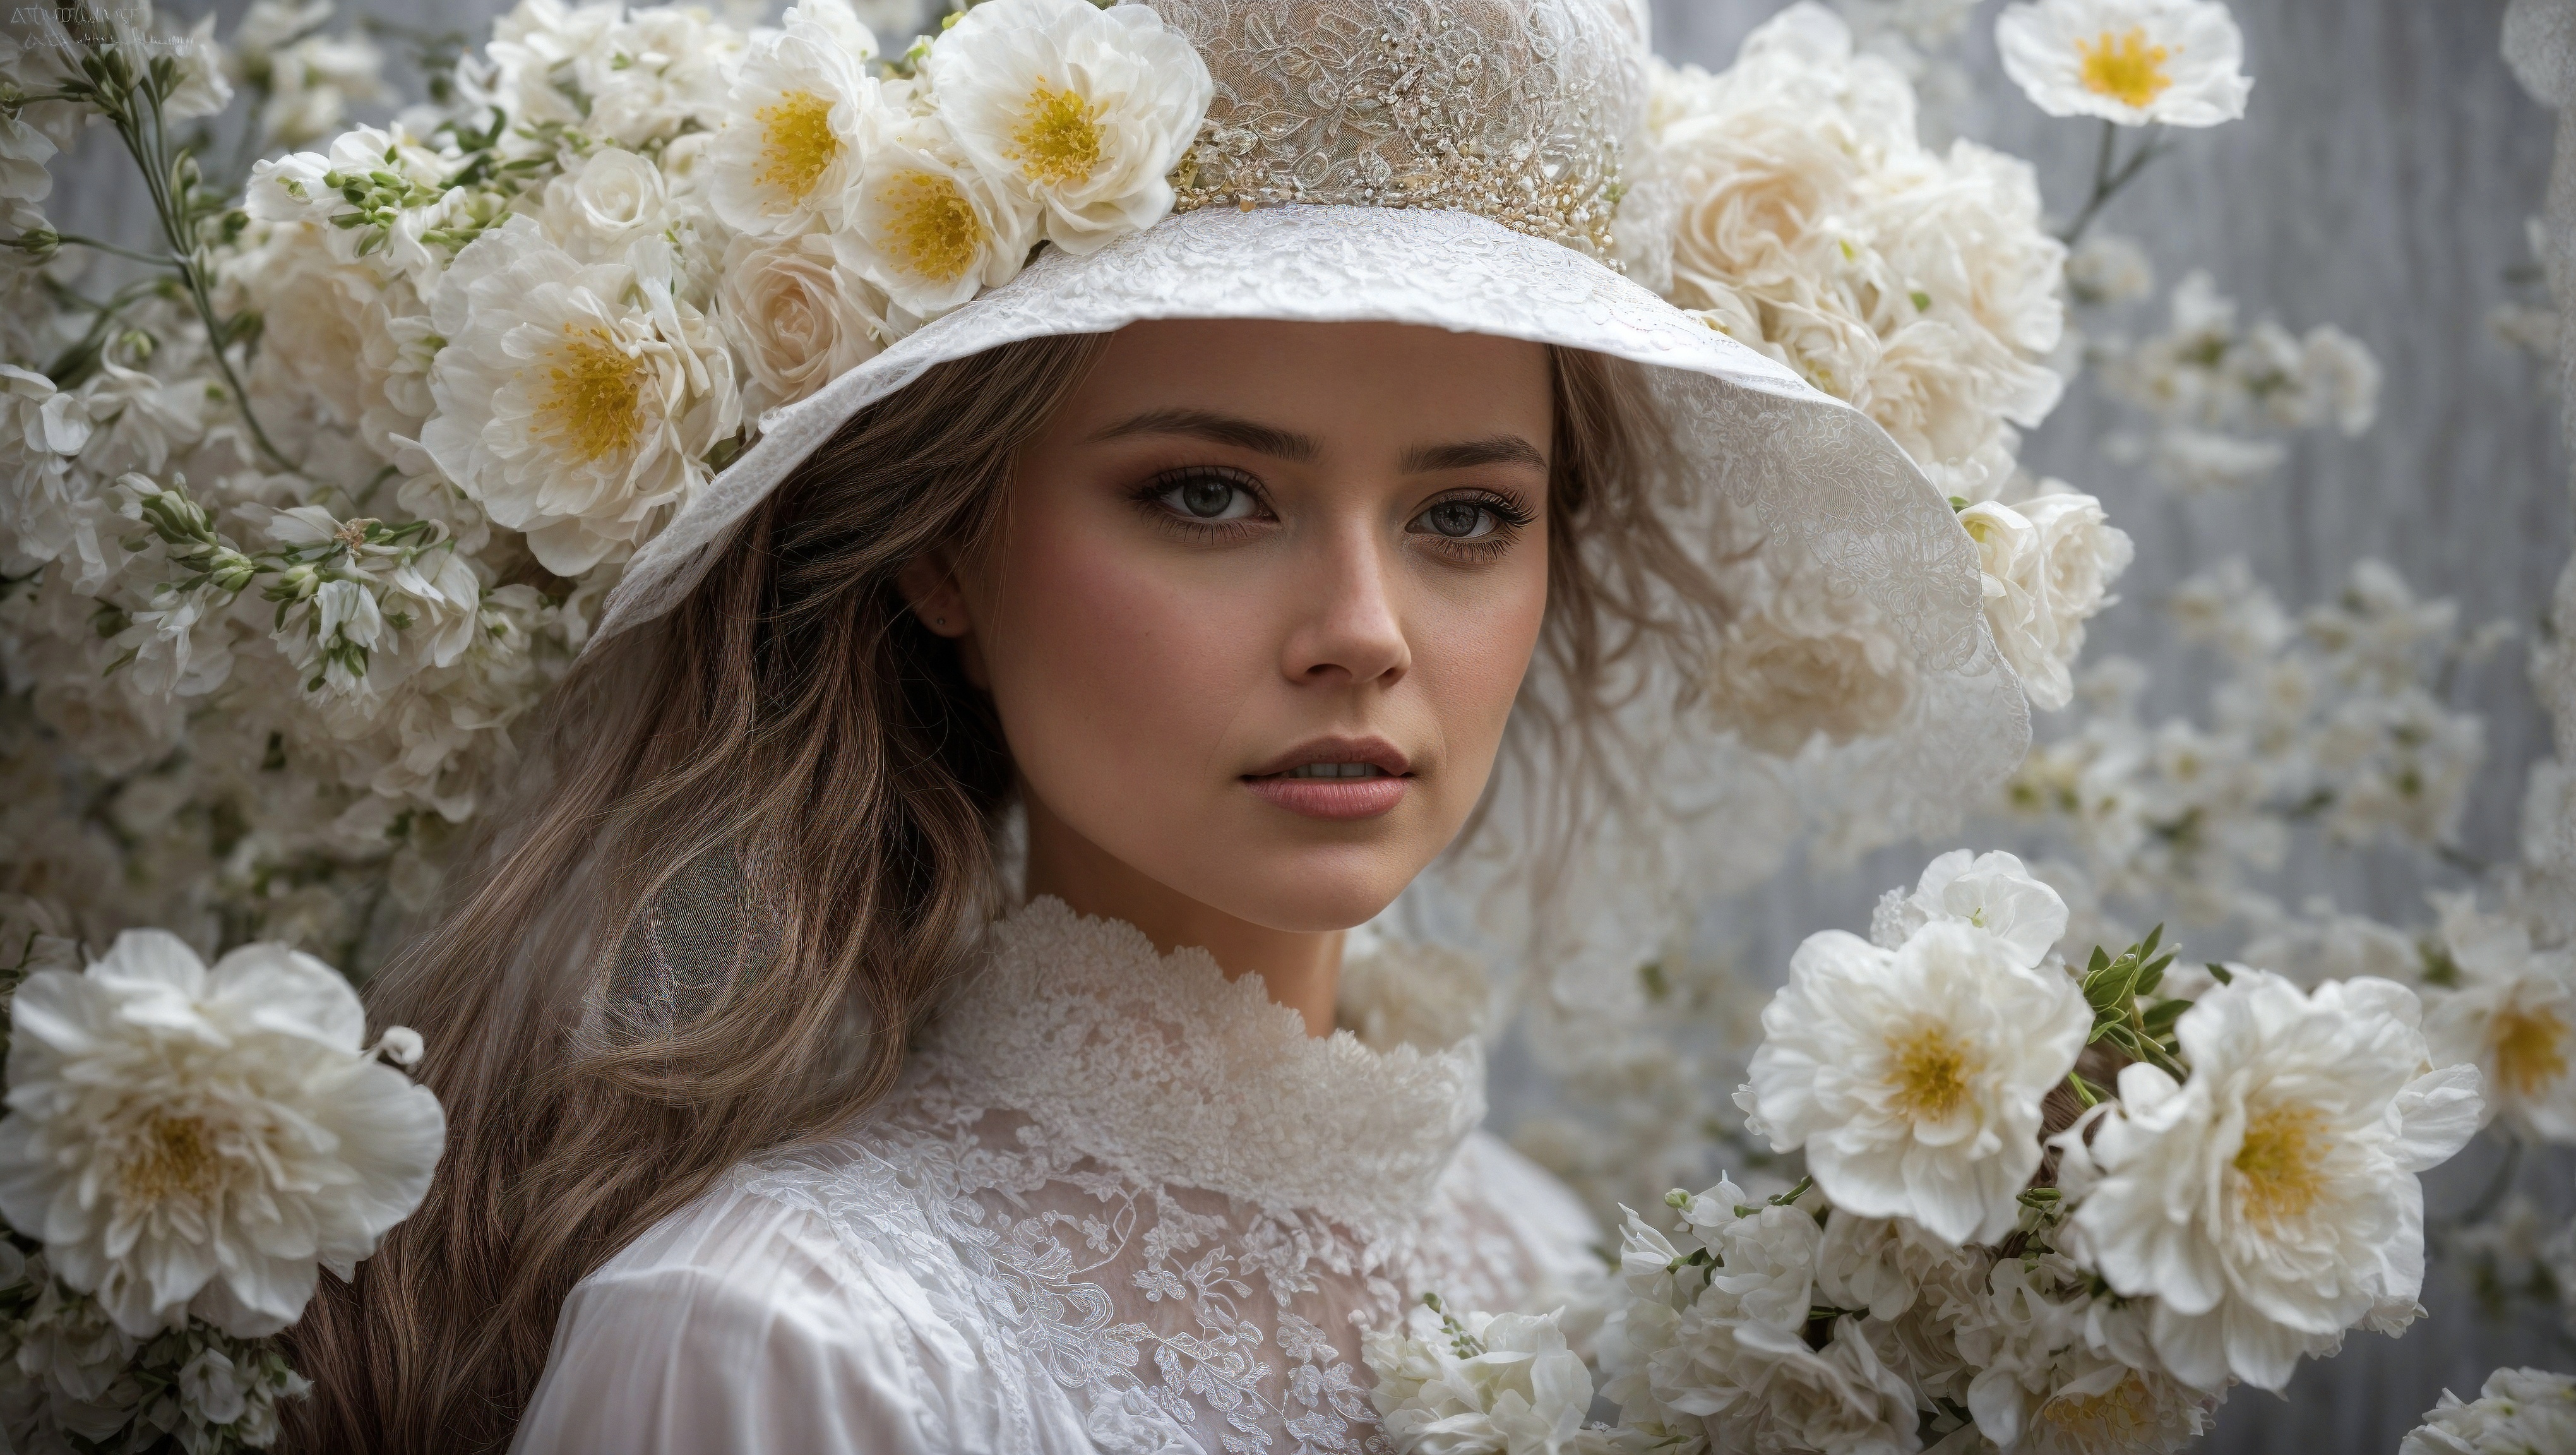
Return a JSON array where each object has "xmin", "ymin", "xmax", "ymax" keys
[
  {"xmin": 2060, "ymin": 971, "xmax": 2484, "ymax": 1392},
  {"xmin": 2402, "ymin": 1367, "xmax": 2576, "ymax": 1455},
  {"xmin": 923, "ymin": 0, "xmax": 1212, "ymax": 254},
  {"xmin": 1743, "ymin": 921, "xmax": 2089, "ymax": 1243},
  {"xmin": 1996, "ymin": 0, "xmax": 2252, "ymax": 128},
  {"xmin": 420, "ymin": 219, "xmax": 741, "ymax": 575},
  {"xmin": 0, "ymin": 930, "xmax": 444, "ymax": 1338}
]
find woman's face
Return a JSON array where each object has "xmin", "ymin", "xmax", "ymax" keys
[{"xmin": 920, "ymin": 319, "xmax": 1555, "ymax": 934}]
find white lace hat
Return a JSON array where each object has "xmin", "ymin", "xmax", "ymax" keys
[{"xmin": 593, "ymin": 0, "xmax": 2029, "ymax": 1003}]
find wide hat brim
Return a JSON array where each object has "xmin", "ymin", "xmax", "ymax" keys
[{"xmin": 597, "ymin": 203, "xmax": 2029, "ymax": 1005}]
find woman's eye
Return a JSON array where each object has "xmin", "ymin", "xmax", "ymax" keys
[
  {"xmin": 1158, "ymin": 474, "xmax": 1258, "ymax": 522},
  {"xmin": 1416, "ymin": 500, "xmax": 1498, "ymax": 541}
]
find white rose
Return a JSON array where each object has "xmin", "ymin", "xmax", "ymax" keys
[
  {"xmin": 716, "ymin": 232, "xmax": 891, "ymax": 418},
  {"xmin": 541, "ymin": 148, "xmax": 673, "ymax": 257}
]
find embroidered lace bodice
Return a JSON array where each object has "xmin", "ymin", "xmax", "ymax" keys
[{"xmin": 512, "ymin": 899, "xmax": 1602, "ymax": 1454}]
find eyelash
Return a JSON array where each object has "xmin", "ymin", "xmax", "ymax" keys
[{"xmin": 1132, "ymin": 469, "xmax": 1538, "ymax": 565}]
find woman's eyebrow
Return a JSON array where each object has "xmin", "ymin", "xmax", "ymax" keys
[
  {"xmin": 1400, "ymin": 436, "xmax": 1548, "ymax": 474},
  {"xmin": 1088, "ymin": 408, "xmax": 1322, "ymax": 462}
]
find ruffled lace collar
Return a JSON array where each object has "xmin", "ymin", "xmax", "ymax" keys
[{"xmin": 917, "ymin": 897, "xmax": 1486, "ymax": 1230}]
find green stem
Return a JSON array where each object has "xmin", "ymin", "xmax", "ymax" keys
[
  {"xmin": 24, "ymin": 232, "xmax": 179, "ymax": 268},
  {"xmin": 104, "ymin": 70, "xmax": 299, "ymax": 476},
  {"xmin": 2057, "ymin": 120, "xmax": 2168, "ymax": 247}
]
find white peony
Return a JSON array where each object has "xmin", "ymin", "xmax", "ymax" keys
[
  {"xmin": 1868, "ymin": 848, "xmax": 2070, "ymax": 969},
  {"xmin": 2400, "ymin": 1367, "xmax": 2576, "ymax": 1455},
  {"xmin": 1996, "ymin": 0, "xmax": 2252, "ymax": 128},
  {"xmin": 1742, "ymin": 920, "xmax": 2089, "ymax": 1243},
  {"xmin": 716, "ymin": 232, "xmax": 893, "ymax": 419},
  {"xmin": 1363, "ymin": 1305, "xmax": 1609, "ymax": 1455},
  {"xmin": 420, "ymin": 219, "xmax": 741, "ymax": 575},
  {"xmin": 0, "ymin": 930, "xmax": 444, "ymax": 1339},
  {"xmin": 834, "ymin": 115, "xmax": 1040, "ymax": 319},
  {"xmin": 707, "ymin": 4, "xmax": 881, "ymax": 238},
  {"xmin": 1702, "ymin": 541, "xmax": 1917, "ymax": 757},
  {"xmin": 2421, "ymin": 895, "xmax": 2576, "ymax": 1143},
  {"xmin": 2059, "ymin": 971, "xmax": 2484, "ymax": 1392},
  {"xmin": 923, "ymin": 0, "xmax": 1212, "ymax": 254}
]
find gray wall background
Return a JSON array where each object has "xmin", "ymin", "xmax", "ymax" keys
[
  {"xmin": 1648, "ymin": 1, "xmax": 2576, "ymax": 1451},
  {"xmin": 42, "ymin": 0, "xmax": 2574, "ymax": 1447}
]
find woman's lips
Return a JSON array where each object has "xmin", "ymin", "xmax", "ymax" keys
[{"xmin": 1241, "ymin": 774, "xmax": 1410, "ymax": 820}]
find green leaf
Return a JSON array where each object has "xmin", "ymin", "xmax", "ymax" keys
[{"xmin": 2207, "ymin": 962, "xmax": 2233, "ymax": 985}]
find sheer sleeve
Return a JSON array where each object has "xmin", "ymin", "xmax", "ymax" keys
[{"xmin": 510, "ymin": 1185, "xmax": 970, "ymax": 1454}]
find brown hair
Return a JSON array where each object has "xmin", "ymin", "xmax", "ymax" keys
[{"xmin": 282, "ymin": 333, "xmax": 1717, "ymax": 1452}]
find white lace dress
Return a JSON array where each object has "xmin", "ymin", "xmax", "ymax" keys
[{"xmin": 511, "ymin": 899, "xmax": 1602, "ymax": 1454}]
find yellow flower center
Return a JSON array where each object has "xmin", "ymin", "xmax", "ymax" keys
[
  {"xmin": 2233, "ymin": 1101, "xmax": 2329, "ymax": 1227},
  {"xmin": 2077, "ymin": 28, "xmax": 2175, "ymax": 109},
  {"xmin": 754, "ymin": 89, "xmax": 842, "ymax": 203},
  {"xmin": 1887, "ymin": 1023, "xmax": 1975, "ymax": 1120},
  {"xmin": 121, "ymin": 1114, "xmax": 219, "ymax": 1203},
  {"xmin": 2493, "ymin": 1003, "xmax": 2569, "ymax": 1098},
  {"xmin": 538, "ymin": 326, "xmax": 647, "ymax": 464},
  {"xmin": 1009, "ymin": 79, "xmax": 1104, "ymax": 189},
  {"xmin": 876, "ymin": 169, "xmax": 987, "ymax": 284},
  {"xmin": 2037, "ymin": 1372, "xmax": 2161, "ymax": 1442}
]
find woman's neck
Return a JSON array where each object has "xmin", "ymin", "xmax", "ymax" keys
[{"xmin": 1019, "ymin": 796, "xmax": 1344, "ymax": 1036}]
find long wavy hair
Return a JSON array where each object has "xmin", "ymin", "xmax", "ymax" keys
[{"xmin": 282, "ymin": 331, "xmax": 1719, "ymax": 1452}]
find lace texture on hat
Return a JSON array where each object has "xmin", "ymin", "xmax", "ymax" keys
[{"xmin": 1154, "ymin": 0, "xmax": 1646, "ymax": 261}]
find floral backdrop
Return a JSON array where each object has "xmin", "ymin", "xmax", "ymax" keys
[{"xmin": 7, "ymin": 0, "xmax": 2570, "ymax": 1450}]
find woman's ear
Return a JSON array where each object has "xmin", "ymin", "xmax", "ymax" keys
[{"xmin": 896, "ymin": 552, "xmax": 970, "ymax": 639}]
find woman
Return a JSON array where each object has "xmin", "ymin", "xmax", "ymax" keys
[{"xmin": 289, "ymin": 0, "xmax": 2025, "ymax": 1449}]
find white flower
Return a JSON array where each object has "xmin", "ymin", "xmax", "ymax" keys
[
  {"xmin": 539, "ymin": 148, "xmax": 676, "ymax": 259},
  {"xmin": 2421, "ymin": 895, "xmax": 2576, "ymax": 1143},
  {"xmin": 1960, "ymin": 497, "xmax": 2069, "ymax": 709},
  {"xmin": 177, "ymin": 1346, "xmax": 249, "ymax": 1427},
  {"xmin": 1869, "ymin": 848, "xmax": 2071, "ymax": 968},
  {"xmin": 1702, "ymin": 542, "xmax": 1917, "ymax": 757},
  {"xmin": 1363, "ymin": 1305, "xmax": 1608, "ymax": 1455},
  {"xmin": 923, "ymin": 0, "xmax": 1211, "ymax": 254},
  {"xmin": 0, "ymin": 109, "xmax": 56, "ymax": 205},
  {"xmin": 707, "ymin": 8, "xmax": 880, "ymax": 238},
  {"xmin": 2059, "ymin": 971, "xmax": 2483, "ymax": 1392},
  {"xmin": 1996, "ymin": 0, "xmax": 2252, "ymax": 128},
  {"xmin": 2022, "ymin": 484, "xmax": 2133, "ymax": 656},
  {"xmin": 0, "ymin": 930, "xmax": 445, "ymax": 1338},
  {"xmin": 1743, "ymin": 920, "xmax": 2089, "ymax": 1243},
  {"xmin": 1599, "ymin": 1180, "xmax": 1918, "ymax": 1455},
  {"xmin": 835, "ymin": 116, "xmax": 1040, "ymax": 318},
  {"xmin": 420, "ymin": 219, "xmax": 741, "ymax": 575},
  {"xmin": 1336, "ymin": 933, "xmax": 1491, "ymax": 1053},
  {"xmin": 2401, "ymin": 1367, "xmax": 2576, "ymax": 1455},
  {"xmin": 2066, "ymin": 232, "xmax": 2156, "ymax": 307},
  {"xmin": 716, "ymin": 232, "xmax": 891, "ymax": 418}
]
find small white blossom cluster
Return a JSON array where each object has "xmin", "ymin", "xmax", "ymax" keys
[
  {"xmin": 1424, "ymin": 850, "xmax": 2489, "ymax": 1455},
  {"xmin": 2399, "ymin": 1367, "xmax": 2576, "ymax": 1455},
  {"xmin": 1362, "ymin": 1298, "xmax": 1611, "ymax": 1455},
  {"xmin": 2095, "ymin": 272, "xmax": 2384, "ymax": 493},
  {"xmin": 0, "ymin": 928, "xmax": 441, "ymax": 1450},
  {"xmin": 0, "ymin": 0, "xmax": 1210, "ymax": 967},
  {"xmin": 2006, "ymin": 558, "xmax": 2501, "ymax": 923}
]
